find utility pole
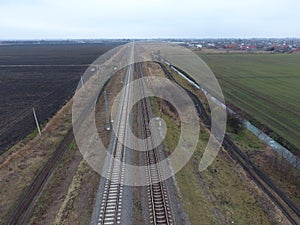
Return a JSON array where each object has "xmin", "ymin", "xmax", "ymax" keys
[{"xmin": 32, "ymin": 108, "xmax": 41, "ymax": 136}]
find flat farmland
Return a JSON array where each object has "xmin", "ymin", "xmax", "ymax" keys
[
  {"xmin": 199, "ymin": 53, "xmax": 300, "ymax": 153},
  {"xmin": 0, "ymin": 44, "xmax": 117, "ymax": 153}
]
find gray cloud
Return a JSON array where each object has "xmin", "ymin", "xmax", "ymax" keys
[{"xmin": 0, "ymin": 0, "xmax": 299, "ymax": 39}]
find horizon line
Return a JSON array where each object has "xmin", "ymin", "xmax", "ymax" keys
[{"xmin": 1, "ymin": 37, "xmax": 300, "ymax": 41}]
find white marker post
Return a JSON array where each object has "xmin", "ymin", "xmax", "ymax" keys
[{"xmin": 32, "ymin": 108, "xmax": 41, "ymax": 136}]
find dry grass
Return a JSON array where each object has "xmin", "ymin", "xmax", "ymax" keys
[
  {"xmin": 0, "ymin": 100, "xmax": 73, "ymax": 224},
  {"xmin": 52, "ymin": 159, "xmax": 91, "ymax": 225}
]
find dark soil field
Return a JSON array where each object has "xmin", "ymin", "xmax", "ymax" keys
[{"xmin": 0, "ymin": 43, "xmax": 118, "ymax": 153}]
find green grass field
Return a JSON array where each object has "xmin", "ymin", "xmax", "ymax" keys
[{"xmin": 198, "ymin": 53, "xmax": 300, "ymax": 153}]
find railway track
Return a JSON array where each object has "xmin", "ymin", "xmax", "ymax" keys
[
  {"xmin": 136, "ymin": 63, "xmax": 173, "ymax": 225},
  {"xmin": 97, "ymin": 44, "xmax": 135, "ymax": 225},
  {"xmin": 7, "ymin": 129, "xmax": 74, "ymax": 225},
  {"xmin": 159, "ymin": 62, "xmax": 300, "ymax": 225},
  {"xmin": 97, "ymin": 64, "xmax": 132, "ymax": 225}
]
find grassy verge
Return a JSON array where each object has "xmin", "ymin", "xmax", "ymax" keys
[
  {"xmin": 0, "ymin": 100, "xmax": 73, "ymax": 224},
  {"xmin": 0, "ymin": 119, "xmax": 48, "ymax": 165},
  {"xmin": 29, "ymin": 141, "xmax": 100, "ymax": 225},
  {"xmin": 151, "ymin": 96, "xmax": 273, "ymax": 224},
  {"xmin": 27, "ymin": 141, "xmax": 82, "ymax": 224},
  {"xmin": 229, "ymin": 128, "xmax": 300, "ymax": 208},
  {"xmin": 132, "ymin": 89, "xmax": 144, "ymax": 225},
  {"xmin": 52, "ymin": 158, "xmax": 99, "ymax": 225}
]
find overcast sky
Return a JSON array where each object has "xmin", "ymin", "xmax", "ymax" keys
[{"xmin": 1, "ymin": 0, "xmax": 299, "ymax": 39}]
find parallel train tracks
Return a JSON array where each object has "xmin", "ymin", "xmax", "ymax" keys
[
  {"xmin": 97, "ymin": 57, "xmax": 173, "ymax": 224},
  {"xmin": 8, "ymin": 45, "xmax": 296, "ymax": 225},
  {"xmin": 97, "ymin": 44, "xmax": 173, "ymax": 224},
  {"xmin": 6, "ymin": 44, "xmax": 174, "ymax": 225}
]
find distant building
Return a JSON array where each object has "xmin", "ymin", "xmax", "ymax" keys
[
  {"xmin": 247, "ymin": 45, "xmax": 257, "ymax": 50},
  {"xmin": 225, "ymin": 44, "xmax": 239, "ymax": 50}
]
